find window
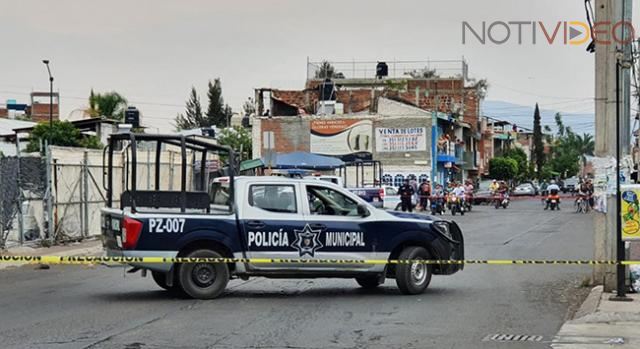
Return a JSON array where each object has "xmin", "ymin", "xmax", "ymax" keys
[
  {"xmin": 407, "ymin": 174, "xmax": 417, "ymax": 181},
  {"xmin": 418, "ymin": 174, "xmax": 429, "ymax": 183},
  {"xmin": 249, "ymin": 185, "xmax": 297, "ymax": 213},
  {"xmin": 306, "ymin": 186, "xmax": 359, "ymax": 216},
  {"xmin": 209, "ymin": 182, "xmax": 231, "ymax": 210},
  {"xmin": 393, "ymin": 174, "xmax": 405, "ymax": 187},
  {"xmin": 382, "ymin": 174, "xmax": 393, "ymax": 186}
]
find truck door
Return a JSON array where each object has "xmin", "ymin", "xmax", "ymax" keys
[
  {"xmin": 241, "ymin": 182, "xmax": 307, "ymax": 271},
  {"xmin": 302, "ymin": 184, "xmax": 383, "ymax": 272}
]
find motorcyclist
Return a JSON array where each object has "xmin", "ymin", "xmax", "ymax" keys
[
  {"xmin": 575, "ymin": 181, "xmax": 592, "ymax": 206},
  {"xmin": 489, "ymin": 179, "xmax": 499, "ymax": 193},
  {"xmin": 545, "ymin": 180, "xmax": 561, "ymax": 210}
]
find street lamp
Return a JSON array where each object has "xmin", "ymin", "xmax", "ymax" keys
[{"xmin": 42, "ymin": 60, "xmax": 54, "ymax": 130}]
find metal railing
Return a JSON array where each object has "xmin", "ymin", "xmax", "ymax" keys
[{"xmin": 307, "ymin": 59, "xmax": 468, "ymax": 81}]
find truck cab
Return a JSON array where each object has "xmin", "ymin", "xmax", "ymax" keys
[{"xmin": 101, "ymin": 134, "xmax": 464, "ymax": 299}]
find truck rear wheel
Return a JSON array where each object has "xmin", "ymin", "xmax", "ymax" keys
[
  {"xmin": 178, "ymin": 249, "xmax": 229, "ymax": 299},
  {"xmin": 355, "ymin": 276, "xmax": 382, "ymax": 289},
  {"xmin": 395, "ymin": 246, "xmax": 432, "ymax": 295}
]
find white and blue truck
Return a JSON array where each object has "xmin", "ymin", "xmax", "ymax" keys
[{"xmin": 101, "ymin": 134, "xmax": 464, "ymax": 299}]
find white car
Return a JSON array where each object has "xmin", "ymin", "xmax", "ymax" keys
[{"xmin": 381, "ymin": 186, "xmax": 418, "ymax": 210}]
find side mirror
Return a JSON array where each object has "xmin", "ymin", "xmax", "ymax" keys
[{"xmin": 357, "ymin": 203, "xmax": 370, "ymax": 217}]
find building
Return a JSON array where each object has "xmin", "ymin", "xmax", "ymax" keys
[
  {"xmin": 252, "ymin": 59, "xmax": 487, "ymax": 186},
  {"xmin": 0, "ymin": 92, "xmax": 60, "ymax": 122}
]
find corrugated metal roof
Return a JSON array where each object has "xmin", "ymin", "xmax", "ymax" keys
[{"xmin": 0, "ymin": 118, "xmax": 36, "ymax": 136}]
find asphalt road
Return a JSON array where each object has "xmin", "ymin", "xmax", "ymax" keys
[{"xmin": 0, "ymin": 198, "xmax": 594, "ymax": 349}]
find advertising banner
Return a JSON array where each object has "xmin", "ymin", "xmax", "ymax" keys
[
  {"xmin": 310, "ymin": 119, "xmax": 372, "ymax": 158},
  {"xmin": 375, "ymin": 127, "xmax": 427, "ymax": 152},
  {"xmin": 621, "ymin": 184, "xmax": 640, "ymax": 240}
]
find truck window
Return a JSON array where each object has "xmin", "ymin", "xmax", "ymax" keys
[
  {"xmin": 210, "ymin": 182, "xmax": 231, "ymax": 211},
  {"xmin": 249, "ymin": 185, "xmax": 297, "ymax": 213},
  {"xmin": 307, "ymin": 185, "xmax": 359, "ymax": 216}
]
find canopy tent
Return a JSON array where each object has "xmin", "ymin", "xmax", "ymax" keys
[{"xmin": 263, "ymin": 151, "xmax": 345, "ymax": 170}]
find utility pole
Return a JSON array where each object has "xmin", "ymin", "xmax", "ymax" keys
[{"xmin": 593, "ymin": 0, "xmax": 633, "ymax": 293}]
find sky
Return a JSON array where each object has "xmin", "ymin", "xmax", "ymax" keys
[{"xmin": 1, "ymin": 0, "xmax": 638, "ymax": 132}]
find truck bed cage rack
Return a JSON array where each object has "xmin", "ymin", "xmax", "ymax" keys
[{"xmin": 105, "ymin": 133, "xmax": 236, "ymax": 214}]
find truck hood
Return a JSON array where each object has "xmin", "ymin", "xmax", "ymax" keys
[{"xmin": 384, "ymin": 210, "xmax": 438, "ymax": 222}]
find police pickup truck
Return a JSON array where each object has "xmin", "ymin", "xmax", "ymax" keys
[{"xmin": 101, "ymin": 134, "xmax": 464, "ymax": 299}]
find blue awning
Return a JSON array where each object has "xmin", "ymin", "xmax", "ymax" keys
[{"xmin": 263, "ymin": 151, "xmax": 345, "ymax": 170}]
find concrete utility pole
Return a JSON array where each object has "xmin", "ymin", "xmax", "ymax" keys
[{"xmin": 593, "ymin": 0, "xmax": 632, "ymax": 291}]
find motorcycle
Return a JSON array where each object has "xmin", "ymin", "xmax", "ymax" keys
[
  {"xmin": 494, "ymin": 192, "xmax": 509, "ymax": 209},
  {"xmin": 430, "ymin": 195, "xmax": 445, "ymax": 215},
  {"xmin": 547, "ymin": 193, "xmax": 561, "ymax": 210},
  {"xmin": 464, "ymin": 192, "xmax": 473, "ymax": 212},
  {"xmin": 448, "ymin": 194, "xmax": 465, "ymax": 216}
]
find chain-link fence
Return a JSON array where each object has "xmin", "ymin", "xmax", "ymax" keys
[
  {"xmin": 0, "ymin": 155, "xmax": 48, "ymax": 248},
  {"xmin": 0, "ymin": 144, "xmax": 205, "ymax": 249}
]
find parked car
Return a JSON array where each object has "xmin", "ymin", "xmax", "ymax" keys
[
  {"xmin": 473, "ymin": 180, "xmax": 494, "ymax": 204},
  {"xmin": 563, "ymin": 177, "xmax": 579, "ymax": 193},
  {"xmin": 512, "ymin": 183, "xmax": 537, "ymax": 196},
  {"xmin": 377, "ymin": 186, "xmax": 423, "ymax": 211}
]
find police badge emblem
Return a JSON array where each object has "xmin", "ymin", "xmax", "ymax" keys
[{"xmin": 291, "ymin": 224, "xmax": 323, "ymax": 257}]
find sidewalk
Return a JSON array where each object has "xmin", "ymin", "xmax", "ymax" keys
[
  {"xmin": 0, "ymin": 239, "xmax": 103, "ymax": 270},
  {"xmin": 551, "ymin": 286, "xmax": 640, "ymax": 348}
]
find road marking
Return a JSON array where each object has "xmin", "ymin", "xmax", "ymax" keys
[{"xmin": 483, "ymin": 334, "xmax": 544, "ymax": 342}]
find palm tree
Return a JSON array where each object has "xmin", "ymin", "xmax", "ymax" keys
[
  {"xmin": 88, "ymin": 90, "xmax": 128, "ymax": 120},
  {"xmin": 575, "ymin": 133, "xmax": 595, "ymax": 156}
]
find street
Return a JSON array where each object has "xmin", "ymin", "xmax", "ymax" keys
[{"xmin": 0, "ymin": 198, "xmax": 593, "ymax": 349}]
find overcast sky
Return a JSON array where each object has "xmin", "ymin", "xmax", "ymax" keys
[{"xmin": 1, "ymin": 0, "xmax": 638, "ymax": 131}]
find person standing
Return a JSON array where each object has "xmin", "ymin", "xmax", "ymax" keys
[
  {"xmin": 398, "ymin": 179, "xmax": 415, "ymax": 212},
  {"xmin": 418, "ymin": 179, "xmax": 431, "ymax": 211}
]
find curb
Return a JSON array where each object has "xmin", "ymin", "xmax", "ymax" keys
[{"xmin": 572, "ymin": 285, "xmax": 603, "ymax": 320}]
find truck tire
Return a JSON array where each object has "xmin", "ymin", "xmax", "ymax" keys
[
  {"xmin": 178, "ymin": 249, "xmax": 229, "ymax": 299},
  {"xmin": 355, "ymin": 276, "xmax": 382, "ymax": 289},
  {"xmin": 395, "ymin": 246, "xmax": 432, "ymax": 295}
]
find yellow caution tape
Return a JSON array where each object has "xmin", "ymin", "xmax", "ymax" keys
[{"xmin": 1, "ymin": 256, "xmax": 640, "ymax": 265}]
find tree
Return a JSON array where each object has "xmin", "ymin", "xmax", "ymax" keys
[
  {"xmin": 216, "ymin": 126, "xmax": 252, "ymax": 161},
  {"xmin": 489, "ymin": 157, "xmax": 518, "ymax": 180},
  {"xmin": 503, "ymin": 147, "xmax": 529, "ymax": 181},
  {"xmin": 405, "ymin": 68, "xmax": 439, "ymax": 79},
  {"xmin": 543, "ymin": 113, "xmax": 593, "ymax": 178},
  {"xmin": 314, "ymin": 60, "xmax": 345, "ymax": 79},
  {"xmin": 88, "ymin": 90, "xmax": 128, "ymax": 120},
  {"xmin": 26, "ymin": 121, "xmax": 102, "ymax": 153},
  {"xmin": 175, "ymin": 87, "xmax": 205, "ymax": 130},
  {"xmin": 532, "ymin": 103, "xmax": 545, "ymax": 179},
  {"xmin": 206, "ymin": 79, "xmax": 233, "ymax": 128}
]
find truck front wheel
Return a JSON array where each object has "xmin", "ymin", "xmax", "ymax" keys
[
  {"xmin": 395, "ymin": 246, "xmax": 432, "ymax": 295},
  {"xmin": 178, "ymin": 249, "xmax": 229, "ymax": 299}
]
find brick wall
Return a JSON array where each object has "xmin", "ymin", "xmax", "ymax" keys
[
  {"xmin": 0, "ymin": 108, "xmax": 7, "ymax": 118},
  {"xmin": 259, "ymin": 117, "xmax": 311, "ymax": 154},
  {"xmin": 30, "ymin": 103, "xmax": 59, "ymax": 122}
]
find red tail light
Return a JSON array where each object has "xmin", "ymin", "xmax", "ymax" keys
[
  {"xmin": 378, "ymin": 188, "xmax": 385, "ymax": 200},
  {"xmin": 122, "ymin": 217, "xmax": 143, "ymax": 249}
]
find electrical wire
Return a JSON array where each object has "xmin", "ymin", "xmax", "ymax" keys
[{"xmin": 584, "ymin": 0, "xmax": 596, "ymax": 53}]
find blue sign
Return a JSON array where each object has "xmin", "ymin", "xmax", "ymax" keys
[{"xmin": 622, "ymin": 190, "xmax": 637, "ymax": 203}]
